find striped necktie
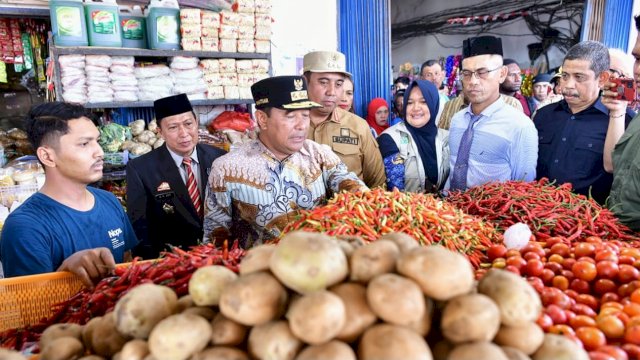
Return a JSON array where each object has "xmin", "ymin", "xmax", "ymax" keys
[{"xmin": 182, "ymin": 157, "xmax": 202, "ymax": 218}]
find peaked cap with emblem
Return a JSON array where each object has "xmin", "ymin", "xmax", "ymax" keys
[
  {"xmin": 154, "ymin": 93, "xmax": 194, "ymax": 123},
  {"xmin": 251, "ymin": 75, "xmax": 322, "ymax": 110},
  {"xmin": 462, "ymin": 36, "xmax": 503, "ymax": 59},
  {"xmin": 303, "ymin": 50, "xmax": 352, "ymax": 77}
]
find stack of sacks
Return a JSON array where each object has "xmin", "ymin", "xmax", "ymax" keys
[
  {"xmin": 254, "ymin": 0, "xmax": 272, "ymax": 53},
  {"xmin": 219, "ymin": 58, "xmax": 239, "ymax": 99},
  {"xmin": 219, "ymin": 10, "xmax": 239, "ymax": 52},
  {"xmin": 252, "ymin": 59, "xmax": 269, "ymax": 83},
  {"xmin": 170, "ymin": 56, "xmax": 207, "ymax": 100},
  {"xmin": 59, "ymin": 54, "xmax": 87, "ymax": 104},
  {"xmin": 235, "ymin": 1, "xmax": 255, "ymax": 53},
  {"xmin": 135, "ymin": 64, "xmax": 172, "ymax": 101},
  {"xmin": 236, "ymin": 59, "xmax": 253, "ymax": 99},
  {"xmin": 201, "ymin": 59, "xmax": 223, "ymax": 100},
  {"xmin": 85, "ymin": 55, "xmax": 113, "ymax": 103},
  {"xmin": 110, "ymin": 56, "xmax": 137, "ymax": 102},
  {"xmin": 201, "ymin": 10, "xmax": 220, "ymax": 51},
  {"xmin": 180, "ymin": 8, "xmax": 202, "ymax": 51}
]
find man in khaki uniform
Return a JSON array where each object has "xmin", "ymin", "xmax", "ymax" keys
[
  {"xmin": 438, "ymin": 93, "xmax": 524, "ymax": 130},
  {"xmin": 303, "ymin": 50, "xmax": 386, "ymax": 188}
]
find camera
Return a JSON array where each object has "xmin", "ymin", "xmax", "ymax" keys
[{"xmin": 611, "ymin": 77, "xmax": 637, "ymax": 102}]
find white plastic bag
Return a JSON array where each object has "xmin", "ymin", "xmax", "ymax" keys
[{"xmin": 503, "ymin": 223, "xmax": 532, "ymax": 250}]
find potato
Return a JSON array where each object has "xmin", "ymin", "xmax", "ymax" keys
[
  {"xmin": 210, "ymin": 313, "xmax": 248, "ymax": 346},
  {"xmin": 379, "ymin": 232, "xmax": 418, "ymax": 253},
  {"xmin": 501, "ymin": 346, "xmax": 532, "ymax": 360},
  {"xmin": 248, "ymin": 321, "xmax": 302, "ymax": 360},
  {"xmin": 532, "ymin": 334, "xmax": 589, "ymax": 360},
  {"xmin": 82, "ymin": 316, "xmax": 103, "ymax": 352},
  {"xmin": 441, "ymin": 293, "xmax": 501, "ymax": 343},
  {"xmin": 270, "ymin": 231, "xmax": 348, "ymax": 294},
  {"xmin": 115, "ymin": 283, "xmax": 178, "ymax": 339},
  {"xmin": 219, "ymin": 271, "xmax": 288, "ymax": 326},
  {"xmin": 119, "ymin": 339, "xmax": 150, "ymax": 360},
  {"xmin": 148, "ymin": 313, "xmax": 212, "ymax": 360},
  {"xmin": 350, "ymin": 240, "xmax": 399, "ymax": 282},
  {"xmin": 40, "ymin": 323, "xmax": 84, "ymax": 349},
  {"xmin": 366, "ymin": 273, "xmax": 425, "ymax": 326},
  {"xmin": 295, "ymin": 341, "xmax": 356, "ymax": 360},
  {"xmin": 495, "ymin": 322, "xmax": 544, "ymax": 355},
  {"xmin": 448, "ymin": 341, "xmax": 508, "ymax": 360},
  {"xmin": 191, "ymin": 347, "xmax": 250, "ymax": 360},
  {"xmin": 189, "ymin": 265, "xmax": 238, "ymax": 306},
  {"xmin": 329, "ymin": 282, "xmax": 377, "ymax": 342},
  {"xmin": 79, "ymin": 356, "xmax": 106, "ymax": 360},
  {"xmin": 92, "ymin": 312, "xmax": 131, "ymax": 358},
  {"xmin": 176, "ymin": 295, "xmax": 195, "ymax": 312},
  {"xmin": 40, "ymin": 336, "xmax": 85, "ymax": 360},
  {"xmin": 478, "ymin": 269, "xmax": 542, "ymax": 327},
  {"xmin": 431, "ymin": 340, "xmax": 453, "ymax": 360},
  {"xmin": 406, "ymin": 297, "xmax": 433, "ymax": 336},
  {"xmin": 182, "ymin": 306, "xmax": 217, "ymax": 320},
  {"xmin": 359, "ymin": 324, "xmax": 432, "ymax": 360},
  {"xmin": 0, "ymin": 348, "xmax": 28, "ymax": 360},
  {"xmin": 287, "ymin": 290, "xmax": 346, "ymax": 345},
  {"xmin": 397, "ymin": 245, "xmax": 474, "ymax": 300},
  {"xmin": 239, "ymin": 244, "xmax": 276, "ymax": 275}
]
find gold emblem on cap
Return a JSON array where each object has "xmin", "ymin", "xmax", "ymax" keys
[
  {"xmin": 290, "ymin": 90, "xmax": 308, "ymax": 101},
  {"xmin": 256, "ymin": 98, "xmax": 269, "ymax": 105},
  {"xmin": 331, "ymin": 54, "xmax": 338, "ymax": 61},
  {"xmin": 294, "ymin": 79, "xmax": 303, "ymax": 91}
]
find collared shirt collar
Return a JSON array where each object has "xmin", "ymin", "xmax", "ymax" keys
[
  {"xmin": 255, "ymin": 138, "xmax": 310, "ymax": 161},
  {"xmin": 557, "ymin": 97, "xmax": 608, "ymax": 116},
  {"xmin": 167, "ymin": 146, "xmax": 199, "ymax": 168},
  {"xmin": 464, "ymin": 95, "xmax": 505, "ymax": 120}
]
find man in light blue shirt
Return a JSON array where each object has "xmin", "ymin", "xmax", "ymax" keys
[{"xmin": 447, "ymin": 36, "xmax": 538, "ymax": 191}]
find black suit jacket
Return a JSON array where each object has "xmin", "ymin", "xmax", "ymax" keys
[{"xmin": 126, "ymin": 143, "xmax": 226, "ymax": 259}]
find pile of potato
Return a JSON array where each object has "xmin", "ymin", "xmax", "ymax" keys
[{"xmin": 34, "ymin": 231, "xmax": 591, "ymax": 360}]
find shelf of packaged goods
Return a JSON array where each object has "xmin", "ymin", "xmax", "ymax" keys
[
  {"xmin": 0, "ymin": 5, "xmax": 49, "ymax": 18},
  {"xmin": 83, "ymin": 99, "xmax": 254, "ymax": 109},
  {"xmin": 51, "ymin": 45, "xmax": 271, "ymax": 60}
]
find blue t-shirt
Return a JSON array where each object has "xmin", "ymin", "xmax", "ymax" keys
[{"xmin": 0, "ymin": 187, "xmax": 138, "ymax": 277}]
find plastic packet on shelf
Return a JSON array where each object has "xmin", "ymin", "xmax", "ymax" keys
[
  {"xmin": 220, "ymin": 38, "xmax": 237, "ymax": 52},
  {"xmin": 252, "ymin": 59, "xmax": 269, "ymax": 73},
  {"xmin": 218, "ymin": 58, "xmax": 236, "ymax": 73},
  {"xmin": 180, "ymin": 8, "xmax": 201, "ymax": 24},
  {"xmin": 255, "ymin": 13, "xmax": 271, "ymax": 26},
  {"xmin": 180, "ymin": 24, "xmax": 202, "ymax": 38},
  {"xmin": 200, "ymin": 59, "xmax": 220, "ymax": 72},
  {"xmin": 201, "ymin": 10, "xmax": 221, "ymax": 28},
  {"xmin": 224, "ymin": 85, "xmax": 239, "ymax": 99},
  {"xmin": 111, "ymin": 56, "xmax": 135, "ymax": 67},
  {"xmin": 255, "ymin": 40, "xmax": 270, "ymax": 53},
  {"xmin": 238, "ymin": 86, "xmax": 252, "ymax": 99},
  {"xmin": 207, "ymin": 86, "xmax": 224, "ymax": 99},
  {"xmin": 85, "ymin": 55, "xmax": 112, "ymax": 68},
  {"xmin": 134, "ymin": 65, "xmax": 171, "ymax": 78},
  {"xmin": 237, "ymin": 73, "xmax": 254, "ymax": 87},
  {"xmin": 169, "ymin": 56, "xmax": 200, "ymax": 70},
  {"xmin": 237, "ymin": 39, "xmax": 255, "ymax": 53},
  {"xmin": 234, "ymin": 0, "xmax": 255, "ymax": 14},
  {"xmin": 181, "ymin": 37, "xmax": 202, "ymax": 51},
  {"xmin": 201, "ymin": 38, "xmax": 219, "ymax": 51}
]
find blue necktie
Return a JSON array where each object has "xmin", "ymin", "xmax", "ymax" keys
[{"xmin": 450, "ymin": 114, "xmax": 482, "ymax": 191}]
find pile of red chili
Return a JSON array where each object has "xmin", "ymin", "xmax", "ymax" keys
[
  {"xmin": 446, "ymin": 178, "xmax": 640, "ymax": 245},
  {"xmin": 0, "ymin": 241, "xmax": 245, "ymax": 352},
  {"xmin": 283, "ymin": 188, "xmax": 498, "ymax": 267}
]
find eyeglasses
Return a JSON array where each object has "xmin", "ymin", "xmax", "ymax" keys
[{"xmin": 460, "ymin": 66, "xmax": 502, "ymax": 80}]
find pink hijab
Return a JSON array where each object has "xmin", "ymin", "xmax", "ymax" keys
[{"xmin": 366, "ymin": 98, "xmax": 390, "ymax": 136}]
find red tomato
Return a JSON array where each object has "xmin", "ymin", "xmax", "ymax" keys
[
  {"xmin": 550, "ymin": 243, "xmax": 571, "ymax": 257},
  {"xmin": 537, "ymin": 313, "xmax": 553, "ymax": 331},
  {"xmin": 548, "ymin": 323, "xmax": 575, "ymax": 335},
  {"xmin": 524, "ymin": 251, "xmax": 541, "ymax": 261},
  {"xmin": 594, "ymin": 279, "xmax": 618, "ymax": 296},
  {"xmin": 601, "ymin": 292, "xmax": 621, "ymax": 304},
  {"xmin": 621, "ymin": 343, "xmax": 640, "ymax": 359},
  {"xmin": 572, "ymin": 303, "xmax": 597, "ymax": 317},
  {"xmin": 553, "ymin": 275, "xmax": 570, "ymax": 291},
  {"xmin": 549, "ymin": 254, "xmax": 565, "ymax": 264},
  {"xmin": 571, "ymin": 278, "xmax": 591, "ymax": 294},
  {"xmin": 541, "ymin": 268, "xmax": 556, "ymax": 285},
  {"xmin": 505, "ymin": 248, "xmax": 521, "ymax": 259},
  {"xmin": 578, "ymin": 256, "xmax": 597, "ymax": 264},
  {"xmin": 546, "ymin": 304, "xmax": 568, "ymax": 324},
  {"xmin": 573, "ymin": 261, "xmax": 598, "ymax": 282},
  {"xmin": 587, "ymin": 352, "xmax": 616, "ymax": 360},
  {"xmin": 597, "ymin": 345, "xmax": 629, "ymax": 360},
  {"xmin": 575, "ymin": 326, "xmax": 607, "ymax": 351},
  {"xmin": 565, "ymin": 289, "xmax": 579, "ymax": 300},
  {"xmin": 487, "ymin": 244, "xmax": 507, "ymax": 261},
  {"xmin": 619, "ymin": 255, "xmax": 636, "ymax": 265},
  {"xmin": 570, "ymin": 314, "xmax": 597, "ymax": 329},
  {"xmin": 597, "ymin": 260, "xmax": 620, "ymax": 280},
  {"xmin": 585, "ymin": 236, "xmax": 604, "ymax": 244},
  {"xmin": 625, "ymin": 325, "xmax": 640, "ymax": 345},
  {"xmin": 596, "ymin": 249, "xmax": 619, "ymax": 263},
  {"xmin": 525, "ymin": 259, "xmax": 545, "ymax": 277},
  {"xmin": 521, "ymin": 242, "xmax": 545, "ymax": 257},
  {"xmin": 506, "ymin": 256, "xmax": 527, "ymax": 272},
  {"xmin": 563, "ymin": 257, "xmax": 577, "ymax": 271},
  {"xmin": 596, "ymin": 314, "xmax": 625, "ymax": 338},
  {"xmin": 576, "ymin": 294, "xmax": 599, "ymax": 311},
  {"xmin": 619, "ymin": 264, "xmax": 640, "ymax": 284},
  {"xmin": 622, "ymin": 247, "xmax": 640, "ymax": 260},
  {"xmin": 504, "ymin": 265, "xmax": 521, "ymax": 275},
  {"xmin": 624, "ymin": 303, "xmax": 640, "ymax": 318},
  {"xmin": 574, "ymin": 242, "xmax": 597, "ymax": 258},
  {"xmin": 546, "ymin": 236, "xmax": 566, "ymax": 247},
  {"xmin": 527, "ymin": 277, "xmax": 545, "ymax": 293},
  {"xmin": 619, "ymin": 283, "xmax": 635, "ymax": 298},
  {"xmin": 545, "ymin": 262, "xmax": 564, "ymax": 275},
  {"xmin": 631, "ymin": 288, "xmax": 640, "ymax": 304}
]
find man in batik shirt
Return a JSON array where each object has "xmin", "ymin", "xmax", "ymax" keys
[{"xmin": 203, "ymin": 75, "xmax": 366, "ymax": 248}]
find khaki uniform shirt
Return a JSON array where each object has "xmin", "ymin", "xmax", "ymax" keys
[
  {"xmin": 307, "ymin": 107, "xmax": 386, "ymax": 188},
  {"xmin": 609, "ymin": 114, "xmax": 640, "ymax": 231},
  {"xmin": 438, "ymin": 94, "xmax": 524, "ymax": 130}
]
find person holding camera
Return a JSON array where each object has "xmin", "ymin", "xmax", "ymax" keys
[
  {"xmin": 601, "ymin": 15, "xmax": 640, "ymax": 232},
  {"xmin": 533, "ymin": 41, "xmax": 634, "ymax": 204}
]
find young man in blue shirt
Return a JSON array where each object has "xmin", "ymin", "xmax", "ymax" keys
[{"xmin": 0, "ymin": 102, "xmax": 138, "ymax": 287}]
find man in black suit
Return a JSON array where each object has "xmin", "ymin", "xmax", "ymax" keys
[{"xmin": 126, "ymin": 94, "xmax": 226, "ymax": 259}]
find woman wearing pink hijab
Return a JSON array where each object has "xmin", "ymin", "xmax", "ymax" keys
[{"xmin": 366, "ymin": 98, "xmax": 390, "ymax": 137}]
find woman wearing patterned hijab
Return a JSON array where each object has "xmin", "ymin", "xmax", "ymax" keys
[{"xmin": 377, "ymin": 80, "xmax": 450, "ymax": 193}]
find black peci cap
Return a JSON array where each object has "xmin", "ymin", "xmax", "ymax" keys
[
  {"xmin": 533, "ymin": 73, "xmax": 553, "ymax": 84},
  {"xmin": 462, "ymin": 36, "xmax": 503, "ymax": 59},
  {"xmin": 251, "ymin": 75, "xmax": 322, "ymax": 110},
  {"xmin": 154, "ymin": 94, "xmax": 194, "ymax": 122}
]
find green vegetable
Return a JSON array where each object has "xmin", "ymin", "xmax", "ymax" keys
[{"xmin": 99, "ymin": 123, "xmax": 128, "ymax": 153}]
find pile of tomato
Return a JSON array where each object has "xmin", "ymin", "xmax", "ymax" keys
[{"xmin": 478, "ymin": 236, "xmax": 640, "ymax": 360}]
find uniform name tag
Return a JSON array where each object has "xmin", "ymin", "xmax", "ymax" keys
[
  {"xmin": 332, "ymin": 136, "xmax": 359, "ymax": 145},
  {"xmin": 155, "ymin": 191, "xmax": 175, "ymax": 200}
]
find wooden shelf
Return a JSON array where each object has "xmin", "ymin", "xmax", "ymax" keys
[
  {"xmin": 84, "ymin": 99, "xmax": 254, "ymax": 109},
  {"xmin": 52, "ymin": 45, "xmax": 270, "ymax": 60}
]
